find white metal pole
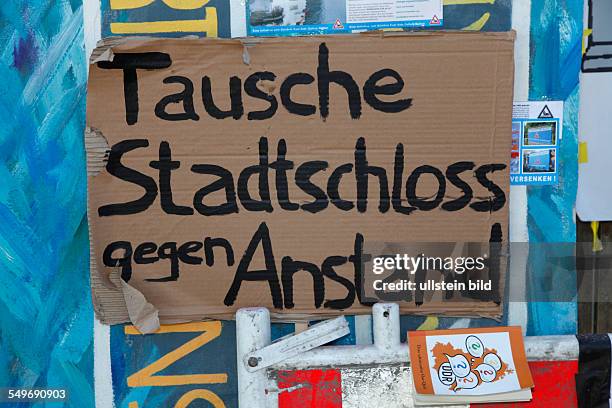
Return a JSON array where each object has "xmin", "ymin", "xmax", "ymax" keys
[
  {"xmin": 373, "ymin": 303, "xmax": 401, "ymax": 350},
  {"xmin": 236, "ymin": 307, "xmax": 272, "ymax": 408}
]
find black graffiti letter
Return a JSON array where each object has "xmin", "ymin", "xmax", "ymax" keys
[
  {"xmin": 98, "ymin": 140, "xmax": 158, "ymax": 217},
  {"xmin": 154, "ymin": 76, "xmax": 200, "ymax": 121},
  {"xmin": 192, "ymin": 164, "xmax": 239, "ymax": 216},
  {"xmin": 470, "ymin": 164, "xmax": 507, "ymax": 212},
  {"xmin": 244, "ymin": 72, "xmax": 278, "ymax": 120},
  {"xmin": 363, "ymin": 69, "xmax": 412, "ymax": 113},
  {"xmin": 318, "ymin": 43, "xmax": 362, "ymax": 119},
  {"xmin": 442, "ymin": 161, "xmax": 475, "ymax": 211},
  {"xmin": 406, "ymin": 165, "xmax": 446, "ymax": 211},
  {"xmin": 149, "ymin": 142, "xmax": 194, "ymax": 215},
  {"xmin": 281, "ymin": 257, "xmax": 324, "ymax": 309},
  {"xmin": 355, "ymin": 137, "xmax": 390, "ymax": 213},
  {"xmin": 224, "ymin": 222, "xmax": 283, "ymax": 308},
  {"xmin": 281, "ymin": 73, "xmax": 316, "ymax": 116},
  {"xmin": 202, "ymin": 76, "xmax": 244, "ymax": 120},
  {"xmin": 97, "ymin": 53, "xmax": 172, "ymax": 125}
]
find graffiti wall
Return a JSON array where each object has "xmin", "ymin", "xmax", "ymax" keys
[{"xmin": 0, "ymin": 1, "xmax": 93, "ymax": 407}]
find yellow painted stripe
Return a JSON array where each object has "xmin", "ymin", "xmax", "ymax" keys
[
  {"xmin": 110, "ymin": 0, "xmax": 153, "ymax": 10},
  {"xmin": 176, "ymin": 390, "xmax": 226, "ymax": 408},
  {"xmin": 583, "ymin": 28, "xmax": 593, "ymax": 55},
  {"xmin": 129, "ymin": 373, "xmax": 228, "ymax": 387},
  {"xmin": 125, "ymin": 321, "xmax": 218, "ymax": 335},
  {"xmin": 111, "ymin": 9, "xmax": 217, "ymax": 35},
  {"xmin": 126, "ymin": 321, "xmax": 227, "ymax": 387},
  {"xmin": 463, "ymin": 12, "xmax": 491, "ymax": 31},
  {"xmin": 591, "ymin": 221, "xmax": 603, "ymax": 253},
  {"xmin": 163, "ymin": 0, "xmax": 211, "ymax": 10},
  {"xmin": 111, "ymin": 0, "xmax": 210, "ymax": 10},
  {"xmin": 417, "ymin": 316, "xmax": 439, "ymax": 331},
  {"xmin": 578, "ymin": 141, "xmax": 588, "ymax": 164}
]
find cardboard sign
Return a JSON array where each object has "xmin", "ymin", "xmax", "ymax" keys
[{"xmin": 86, "ymin": 32, "xmax": 514, "ymax": 325}]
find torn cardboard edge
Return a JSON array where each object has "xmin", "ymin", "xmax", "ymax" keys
[
  {"xmin": 85, "ymin": 127, "xmax": 109, "ymax": 177},
  {"xmin": 120, "ymin": 275, "xmax": 160, "ymax": 334},
  {"xmin": 89, "ymin": 30, "xmax": 515, "ymax": 65},
  {"xmin": 90, "ymin": 265, "xmax": 160, "ymax": 334}
]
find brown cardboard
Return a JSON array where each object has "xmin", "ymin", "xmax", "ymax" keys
[{"xmin": 86, "ymin": 32, "xmax": 515, "ymax": 325}]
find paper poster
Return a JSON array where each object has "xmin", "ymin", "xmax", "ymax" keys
[
  {"xmin": 99, "ymin": 0, "xmax": 512, "ymax": 38},
  {"xmin": 576, "ymin": 0, "xmax": 612, "ymax": 221},
  {"xmin": 246, "ymin": 0, "xmax": 443, "ymax": 36},
  {"xmin": 409, "ymin": 327, "xmax": 533, "ymax": 397},
  {"xmin": 510, "ymin": 101, "xmax": 563, "ymax": 186}
]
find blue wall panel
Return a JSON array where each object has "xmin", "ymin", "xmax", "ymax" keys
[{"xmin": 0, "ymin": 1, "xmax": 93, "ymax": 407}]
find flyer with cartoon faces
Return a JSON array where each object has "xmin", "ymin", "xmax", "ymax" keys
[{"xmin": 408, "ymin": 327, "xmax": 534, "ymax": 396}]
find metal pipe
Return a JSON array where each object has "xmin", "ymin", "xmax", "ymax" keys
[
  {"xmin": 236, "ymin": 307, "xmax": 272, "ymax": 408},
  {"xmin": 272, "ymin": 335, "xmax": 579, "ymax": 370},
  {"xmin": 373, "ymin": 303, "xmax": 400, "ymax": 350}
]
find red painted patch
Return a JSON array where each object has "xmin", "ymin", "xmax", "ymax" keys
[
  {"xmin": 278, "ymin": 369, "xmax": 342, "ymax": 408},
  {"xmin": 278, "ymin": 361, "xmax": 578, "ymax": 407},
  {"xmin": 476, "ymin": 360, "xmax": 578, "ymax": 407}
]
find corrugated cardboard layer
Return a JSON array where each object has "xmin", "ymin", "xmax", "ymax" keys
[{"xmin": 87, "ymin": 32, "xmax": 515, "ymax": 324}]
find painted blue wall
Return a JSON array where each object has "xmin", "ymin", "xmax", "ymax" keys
[
  {"xmin": 0, "ymin": 2, "xmax": 93, "ymax": 407},
  {"xmin": 526, "ymin": 0, "xmax": 582, "ymax": 335}
]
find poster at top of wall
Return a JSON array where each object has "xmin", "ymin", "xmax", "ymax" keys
[
  {"xmin": 99, "ymin": 0, "xmax": 511, "ymax": 38},
  {"xmin": 246, "ymin": 0, "xmax": 443, "ymax": 37},
  {"xmin": 86, "ymin": 32, "xmax": 514, "ymax": 327}
]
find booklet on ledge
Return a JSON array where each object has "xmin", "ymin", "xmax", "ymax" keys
[{"xmin": 408, "ymin": 326, "xmax": 534, "ymax": 406}]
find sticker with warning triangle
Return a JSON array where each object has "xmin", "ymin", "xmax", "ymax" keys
[
  {"xmin": 538, "ymin": 105, "xmax": 554, "ymax": 118},
  {"xmin": 510, "ymin": 101, "xmax": 564, "ymax": 186},
  {"xmin": 247, "ymin": 0, "xmax": 444, "ymax": 36}
]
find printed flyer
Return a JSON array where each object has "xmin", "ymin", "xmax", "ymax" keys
[
  {"xmin": 510, "ymin": 101, "xmax": 563, "ymax": 186},
  {"xmin": 246, "ymin": 0, "xmax": 443, "ymax": 36},
  {"xmin": 408, "ymin": 327, "xmax": 534, "ymax": 399}
]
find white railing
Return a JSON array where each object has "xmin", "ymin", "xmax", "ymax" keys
[{"xmin": 236, "ymin": 303, "xmax": 579, "ymax": 408}]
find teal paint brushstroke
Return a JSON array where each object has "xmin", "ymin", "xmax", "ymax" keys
[
  {"xmin": 0, "ymin": 2, "xmax": 93, "ymax": 407},
  {"xmin": 527, "ymin": 0, "xmax": 582, "ymax": 335}
]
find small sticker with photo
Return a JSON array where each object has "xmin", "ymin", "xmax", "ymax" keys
[
  {"xmin": 523, "ymin": 121, "xmax": 557, "ymax": 146},
  {"xmin": 522, "ymin": 149, "xmax": 556, "ymax": 173}
]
